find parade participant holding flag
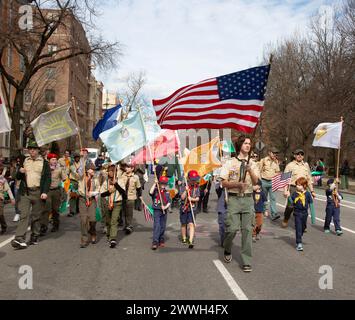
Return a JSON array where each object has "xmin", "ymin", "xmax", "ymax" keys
[
  {"xmin": 324, "ymin": 179, "xmax": 343, "ymax": 236},
  {"xmin": 100, "ymin": 164, "xmax": 127, "ymax": 248},
  {"xmin": 291, "ymin": 177, "xmax": 313, "ymax": 251},
  {"xmin": 150, "ymin": 176, "xmax": 171, "ymax": 250},
  {"xmin": 68, "ymin": 152, "xmax": 81, "ymax": 217},
  {"xmin": 40, "ymin": 153, "xmax": 67, "ymax": 235},
  {"xmin": 77, "ymin": 162, "xmax": 100, "ymax": 248},
  {"xmin": 220, "ymin": 135, "xmax": 259, "ymax": 272},
  {"xmin": 282, "ymin": 149, "xmax": 315, "ymax": 228},
  {"xmin": 179, "ymin": 170, "xmax": 200, "ymax": 249}
]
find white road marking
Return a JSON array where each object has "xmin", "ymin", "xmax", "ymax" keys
[
  {"xmin": 0, "ymin": 235, "xmax": 15, "ymax": 249},
  {"xmin": 213, "ymin": 260, "xmax": 249, "ymax": 300},
  {"xmin": 314, "ymin": 194, "xmax": 355, "ymax": 208},
  {"xmin": 276, "ymin": 203, "xmax": 355, "ymax": 234}
]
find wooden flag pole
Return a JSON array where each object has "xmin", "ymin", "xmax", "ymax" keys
[
  {"xmin": 336, "ymin": 116, "xmax": 344, "ymax": 185},
  {"xmin": 71, "ymin": 97, "xmax": 83, "ymax": 151}
]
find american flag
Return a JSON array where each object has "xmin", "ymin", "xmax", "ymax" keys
[
  {"xmin": 153, "ymin": 65, "xmax": 270, "ymax": 133},
  {"xmin": 272, "ymin": 172, "xmax": 292, "ymax": 192},
  {"xmin": 143, "ymin": 202, "xmax": 154, "ymax": 223}
]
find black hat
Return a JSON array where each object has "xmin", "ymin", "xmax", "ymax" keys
[
  {"xmin": 73, "ymin": 152, "xmax": 80, "ymax": 158},
  {"xmin": 293, "ymin": 148, "xmax": 305, "ymax": 155},
  {"xmin": 327, "ymin": 178, "xmax": 334, "ymax": 185}
]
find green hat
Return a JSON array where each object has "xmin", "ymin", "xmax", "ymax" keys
[
  {"xmin": 27, "ymin": 139, "xmax": 39, "ymax": 149},
  {"xmin": 269, "ymin": 147, "xmax": 279, "ymax": 154},
  {"xmin": 293, "ymin": 148, "xmax": 305, "ymax": 155}
]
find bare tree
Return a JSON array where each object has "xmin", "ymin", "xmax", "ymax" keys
[{"xmin": 0, "ymin": 0, "xmax": 122, "ymax": 156}]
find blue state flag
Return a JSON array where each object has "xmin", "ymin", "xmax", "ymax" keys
[
  {"xmin": 92, "ymin": 104, "xmax": 122, "ymax": 140},
  {"xmin": 99, "ymin": 111, "xmax": 147, "ymax": 163}
]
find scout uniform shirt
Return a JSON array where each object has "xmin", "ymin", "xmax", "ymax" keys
[
  {"xmin": 0, "ymin": 178, "xmax": 14, "ymax": 201},
  {"xmin": 284, "ymin": 160, "xmax": 312, "ymax": 188},
  {"xmin": 259, "ymin": 156, "xmax": 280, "ymax": 180},
  {"xmin": 58, "ymin": 157, "xmax": 71, "ymax": 176},
  {"xmin": 123, "ymin": 172, "xmax": 141, "ymax": 201},
  {"xmin": 78, "ymin": 173, "xmax": 100, "ymax": 198},
  {"xmin": 100, "ymin": 174, "xmax": 127, "ymax": 203},
  {"xmin": 23, "ymin": 156, "xmax": 44, "ymax": 188},
  {"xmin": 50, "ymin": 165, "xmax": 67, "ymax": 189},
  {"xmin": 220, "ymin": 157, "xmax": 259, "ymax": 194},
  {"xmin": 69, "ymin": 162, "xmax": 81, "ymax": 182}
]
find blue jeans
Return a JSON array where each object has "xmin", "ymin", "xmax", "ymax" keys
[
  {"xmin": 294, "ymin": 210, "xmax": 308, "ymax": 244},
  {"xmin": 153, "ymin": 209, "xmax": 167, "ymax": 244},
  {"xmin": 218, "ymin": 211, "xmax": 226, "ymax": 245},
  {"xmin": 324, "ymin": 205, "xmax": 341, "ymax": 231},
  {"xmin": 261, "ymin": 179, "xmax": 277, "ymax": 217}
]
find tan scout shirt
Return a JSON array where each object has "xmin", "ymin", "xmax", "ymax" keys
[
  {"xmin": 123, "ymin": 173, "xmax": 141, "ymax": 201},
  {"xmin": 78, "ymin": 175, "xmax": 100, "ymax": 198},
  {"xmin": 0, "ymin": 179, "xmax": 14, "ymax": 200},
  {"xmin": 50, "ymin": 166, "xmax": 67, "ymax": 189},
  {"xmin": 284, "ymin": 160, "xmax": 313, "ymax": 188},
  {"xmin": 69, "ymin": 162, "xmax": 81, "ymax": 181},
  {"xmin": 220, "ymin": 157, "xmax": 259, "ymax": 194},
  {"xmin": 24, "ymin": 157, "xmax": 44, "ymax": 188},
  {"xmin": 100, "ymin": 176, "xmax": 126, "ymax": 202},
  {"xmin": 259, "ymin": 156, "xmax": 280, "ymax": 180}
]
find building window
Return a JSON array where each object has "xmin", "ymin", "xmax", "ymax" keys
[
  {"xmin": 48, "ymin": 45, "xmax": 58, "ymax": 54},
  {"xmin": 24, "ymin": 89, "xmax": 32, "ymax": 104},
  {"xmin": 46, "ymin": 67, "xmax": 56, "ymax": 79},
  {"xmin": 45, "ymin": 89, "xmax": 55, "ymax": 103},
  {"xmin": 20, "ymin": 55, "xmax": 25, "ymax": 72}
]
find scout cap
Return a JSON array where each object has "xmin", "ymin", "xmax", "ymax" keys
[
  {"xmin": 269, "ymin": 147, "xmax": 279, "ymax": 153},
  {"xmin": 188, "ymin": 170, "xmax": 200, "ymax": 181},
  {"xmin": 159, "ymin": 176, "xmax": 169, "ymax": 184},
  {"xmin": 27, "ymin": 139, "xmax": 39, "ymax": 149},
  {"xmin": 293, "ymin": 148, "xmax": 305, "ymax": 155},
  {"xmin": 47, "ymin": 153, "xmax": 59, "ymax": 160}
]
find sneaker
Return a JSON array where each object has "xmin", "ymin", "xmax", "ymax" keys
[
  {"xmin": 271, "ymin": 214, "xmax": 281, "ymax": 221},
  {"xmin": 182, "ymin": 238, "xmax": 188, "ymax": 244},
  {"xmin": 11, "ymin": 238, "xmax": 28, "ymax": 250},
  {"xmin": 51, "ymin": 226, "xmax": 59, "ymax": 233},
  {"xmin": 159, "ymin": 242, "xmax": 165, "ymax": 248},
  {"xmin": 67, "ymin": 212, "xmax": 74, "ymax": 217},
  {"xmin": 91, "ymin": 235, "xmax": 97, "ymax": 244},
  {"xmin": 188, "ymin": 239, "xmax": 194, "ymax": 249},
  {"xmin": 125, "ymin": 227, "xmax": 133, "ymax": 235},
  {"xmin": 336, "ymin": 230, "xmax": 343, "ymax": 236},
  {"xmin": 224, "ymin": 251, "xmax": 232, "ymax": 263},
  {"xmin": 242, "ymin": 265, "xmax": 253, "ymax": 272},
  {"xmin": 324, "ymin": 229, "xmax": 331, "ymax": 234},
  {"xmin": 151, "ymin": 244, "xmax": 158, "ymax": 250},
  {"xmin": 303, "ymin": 228, "xmax": 307, "ymax": 233},
  {"xmin": 296, "ymin": 243, "xmax": 303, "ymax": 251},
  {"xmin": 102, "ymin": 227, "xmax": 107, "ymax": 234},
  {"xmin": 252, "ymin": 236, "xmax": 257, "ymax": 243},
  {"xmin": 39, "ymin": 225, "xmax": 47, "ymax": 237},
  {"xmin": 28, "ymin": 236, "xmax": 39, "ymax": 246},
  {"xmin": 13, "ymin": 214, "xmax": 20, "ymax": 222},
  {"xmin": 109, "ymin": 240, "xmax": 117, "ymax": 248},
  {"xmin": 256, "ymin": 234, "xmax": 261, "ymax": 241}
]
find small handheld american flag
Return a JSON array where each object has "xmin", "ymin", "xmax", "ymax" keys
[
  {"xmin": 272, "ymin": 172, "xmax": 292, "ymax": 192},
  {"xmin": 143, "ymin": 202, "xmax": 154, "ymax": 223}
]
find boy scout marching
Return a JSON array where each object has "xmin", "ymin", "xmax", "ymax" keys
[{"xmin": 0, "ymin": 135, "xmax": 347, "ymax": 274}]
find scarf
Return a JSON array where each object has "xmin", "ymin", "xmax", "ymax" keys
[
  {"xmin": 155, "ymin": 188, "xmax": 168, "ymax": 206},
  {"xmin": 294, "ymin": 191, "xmax": 306, "ymax": 207}
]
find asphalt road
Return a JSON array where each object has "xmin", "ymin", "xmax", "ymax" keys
[{"xmin": 1, "ymin": 184, "xmax": 355, "ymax": 300}]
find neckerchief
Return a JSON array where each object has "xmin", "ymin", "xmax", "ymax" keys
[
  {"xmin": 182, "ymin": 184, "xmax": 198, "ymax": 213},
  {"xmin": 155, "ymin": 188, "xmax": 167, "ymax": 206},
  {"xmin": 294, "ymin": 191, "xmax": 306, "ymax": 207}
]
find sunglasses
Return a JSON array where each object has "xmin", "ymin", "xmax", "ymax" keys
[{"xmin": 296, "ymin": 152, "xmax": 304, "ymax": 156}]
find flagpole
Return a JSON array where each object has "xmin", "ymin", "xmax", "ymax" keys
[
  {"xmin": 336, "ymin": 116, "xmax": 344, "ymax": 185},
  {"xmin": 217, "ymin": 135, "xmax": 229, "ymax": 204},
  {"xmin": 71, "ymin": 96, "xmax": 83, "ymax": 151},
  {"xmin": 137, "ymin": 107, "xmax": 166, "ymax": 215},
  {"xmin": 175, "ymin": 130, "xmax": 197, "ymax": 226}
]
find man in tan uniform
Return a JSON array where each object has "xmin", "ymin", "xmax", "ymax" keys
[
  {"xmin": 282, "ymin": 148, "xmax": 315, "ymax": 227},
  {"xmin": 259, "ymin": 147, "xmax": 281, "ymax": 220},
  {"xmin": 40, "ymin": 153, "xmax": 67, "ymax": 234},
  {"xmin": 11, "ymin": 140, "xmax": 51, "ymax": 249},
  {"xmin": 220, "ymin": 136, "xmax": 259, "ymax": 272}
]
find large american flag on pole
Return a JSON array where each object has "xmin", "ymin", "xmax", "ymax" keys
[
  {"xmin": 152, "ymin": 65, "xmax": 270, "ymax": 133},
  {"xmin": 272, "ymin": 172, "xmax": 292, "ymax": 192}
]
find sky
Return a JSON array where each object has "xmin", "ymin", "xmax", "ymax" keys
[{"xmin": 94, "ymin": 0, "xmax": 340, "ymax": 103}]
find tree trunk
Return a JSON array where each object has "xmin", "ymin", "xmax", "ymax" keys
[{"xmin": 10, "ymin": 89, "xmax": 24, "ymax": 158}]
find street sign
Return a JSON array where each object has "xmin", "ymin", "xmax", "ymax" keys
[{"xmin": 255, "ymin": 141, "xmax": 265, "ymax": 151}]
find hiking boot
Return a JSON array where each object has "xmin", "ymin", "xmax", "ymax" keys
[
  {"xmin": 28, "ymin": 236, "xmax": 39, "ymax": 246},
  {"xmin": 242, "ymin": 265, "xmax": 253, "ymax": 272},
  {"xmin": 11, "ymin": 238, "xmax": 28, "ymax": 250},
  {"xmin": 110, "ymin": 239, "xmax": 117, "ymax": 248},
  {"xmin": 224, "ymin": 251, "xmax": 232, "ymax": 263}
]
